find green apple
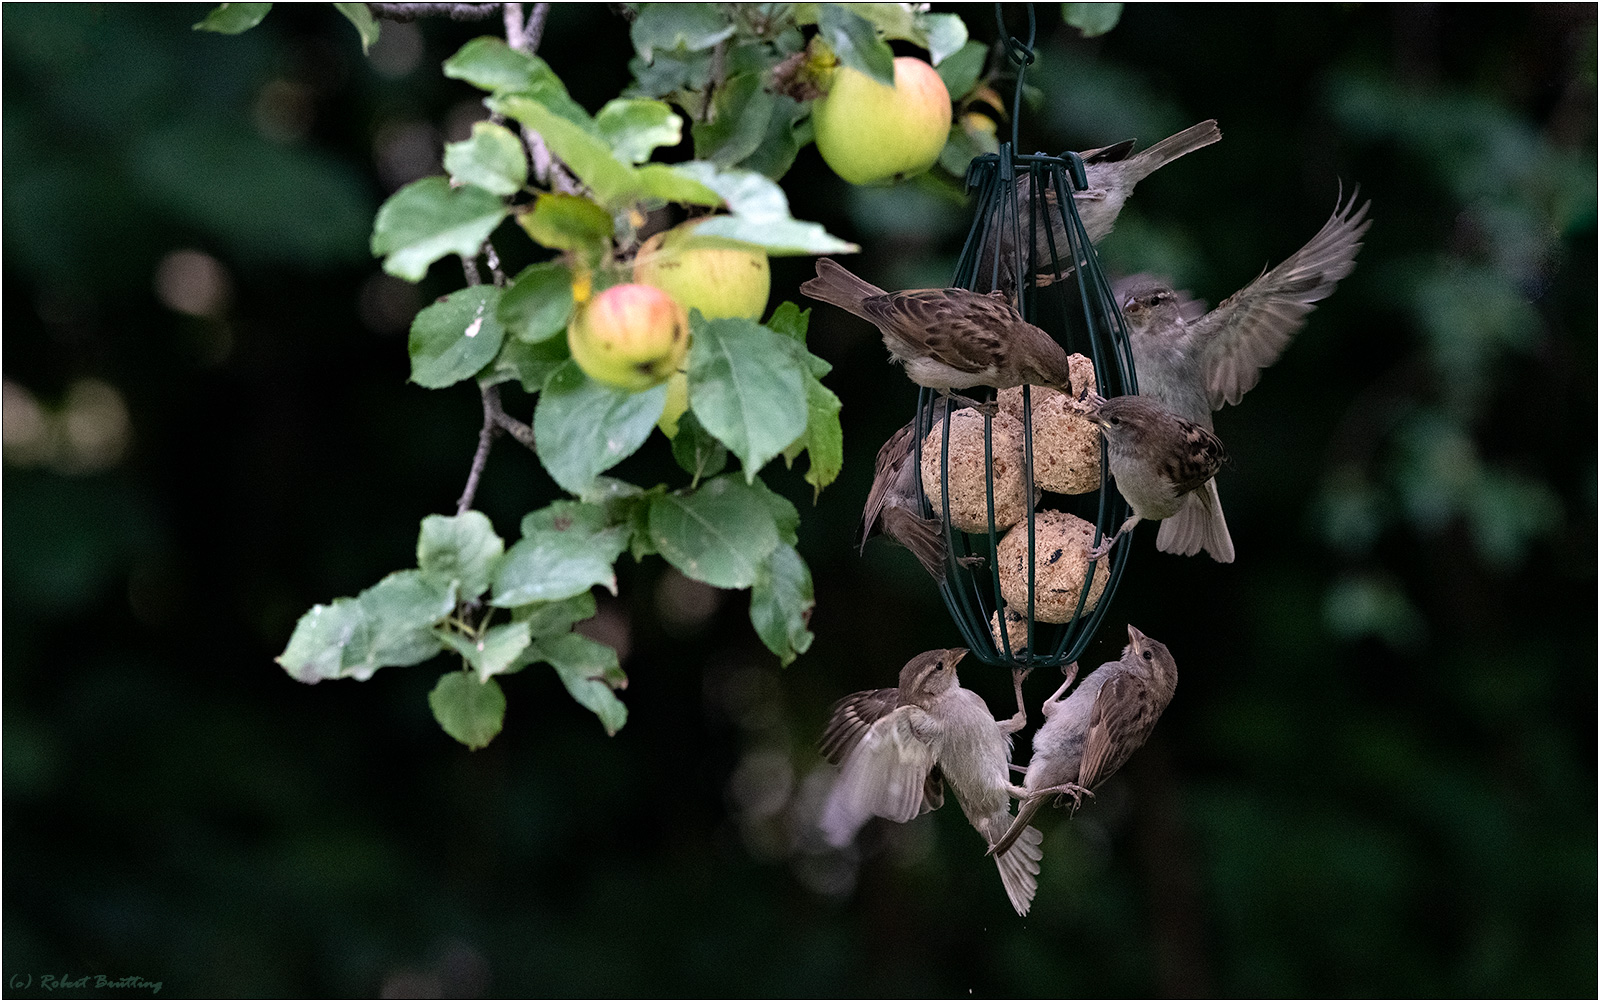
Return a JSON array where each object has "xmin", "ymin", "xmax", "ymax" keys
[
  {"xmin": 633, "ymin": 221, "xmax": 771, "ymax": 321},
  {"xmin": 568, "ymin": 283, "xmax": 689, "ymax": 392},
  {"xmin": 657, "ymin": 370, "xmax": 689, "ymax": 438},
  {"xmin": 813, "ymin": 56, "xmax": 952, "ymax": 186}
]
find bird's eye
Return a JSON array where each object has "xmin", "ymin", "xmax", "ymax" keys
[
  {"xmin": 1142, "ymin": 650, "xmax": 1153, "ymax": 661},
  {"xmin": 1108, "ymin": 416, "xmax": 1121, "ymax": 425}
]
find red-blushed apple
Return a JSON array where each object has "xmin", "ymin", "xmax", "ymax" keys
[
  {"xmin": 813, "ymin": 56, "xmax": 952, "ymax": 186},
  {"xmin": 633, "ymin": 222, "xmax": 771, "ymax": 321},
  {"xmin": 567, "ymin": 283, "xmax": 689, "ymax": 392}
]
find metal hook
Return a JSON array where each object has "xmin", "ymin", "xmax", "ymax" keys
[{"xmin": 994, "ymin": 4, "xmax": 1038, "ymax": 151}]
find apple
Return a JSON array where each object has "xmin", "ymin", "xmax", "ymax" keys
[
  {"xmin": 567, "ymin": 283, "xmax": 689, "ymax": 392},
  {"xmin": 657, "ymin": 370, "xmax": 689, "ymax": 437},
  {"xmin": 633, "ymin": 221, "xmax": 771, "ymax": 321},
  {"xmin": 812, "ymin": 56, "xmax": 952, "ymax": 186}
]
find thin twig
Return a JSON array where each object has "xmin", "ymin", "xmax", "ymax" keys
[
  {"xmin": 524, "ymin": 2, "xmax": 549, "ymax": 51},
  {"xmin": 459, "ymin": 252, "xmax": 482, "ymax": 287},
  {"xmin": 483, "ymin": 241, "xmax": 507, "ymax": 287},
  {"xmin": 485, "ymin": 385, "xmax": 536, "ymax": 450},
  {"xmin": 368, "ymin": 3, "xmax": 501, "ymax": 22},
  {"xmin": 457, "ymin": 383, "xmax": 501, "ymax": 515}
]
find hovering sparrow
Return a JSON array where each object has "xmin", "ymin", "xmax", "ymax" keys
[
  {"xmin": 820, "ymin": 648, "xmax": 1045, "ymax": 916},
  {"xmin": 1067, "ymin": 391, "xmax": 1227, "ymax": 559},
  {"xmin": 801, "ymin": 258, "xmax": 1075, "ymax": 393},
  {"xmin": 979, "ymin": 120, "xmax": 1222, "ymax": 290},
  {"xmin": 1121, "ymin": 186, "xmax": 1372, "ymax": 562},
  {"xmin": 990, "ymin": 624, "xmax": 1177, "ymax": 857}
]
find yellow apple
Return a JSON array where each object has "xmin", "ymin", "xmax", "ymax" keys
[
  {"xmin": 567, "ymin": 283, "xmax": 689, "ymax": 391},
  {"xmin": 658, "ymin": 370, "xmax": 689, "ymax": 437},
  {"xmin": 633, "ymin": 222, "xmax": 771, "ymax": 321},
  {"xmin": 813, "ymin": 56, "xmax": 952, "ymax": 186}
]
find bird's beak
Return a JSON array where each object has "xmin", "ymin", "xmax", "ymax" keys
[
  {"xmin": 1126, "ymin": 624, "xmax": 1147, "ymax": 654},
  {"xmin": 1069, "ymin": 386, "xmax": 1105, "ymax": 424},
  {"xmin": 948, "ymin": 647, "xmax": 969, "ymax": 665}
]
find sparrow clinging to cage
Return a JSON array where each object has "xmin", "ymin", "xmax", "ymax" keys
[
  {"xmin": 1119, "ymin": 186, "xmax": 1372, "ymax": 562},
  {"xmin": 819, "ymin": 648, "xmax": 1044, "ymax": 916},
  {"xmin": 990, "ymin": 624, "xmax": 1177, "ymax": 857},
  {"xmin": 801, "ymin": 258, "xmax": 1077, "ymax": 393}
]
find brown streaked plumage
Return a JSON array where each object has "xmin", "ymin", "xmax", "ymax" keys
[
  {"xmin": 859, "ymin": 395, "xmax": 982, "ymax": 579},
  {"xmin": 801, "ymin": 258, "xmax": 1075, "ymax": 392},
  {"xmin": 1121, "ymin": 186, "xmax": 1372, "ymax": 562},
  {"xmin": 990, "ymin": 624, "xmax": 1177, "ymax": 857},
  {"xmin": 819, "ymin": 649, "xmax": 1044, "ymax": 916},
  {"xmin": 1068, "ymin": 391, "xmax": 1227, "ymax": 559}
]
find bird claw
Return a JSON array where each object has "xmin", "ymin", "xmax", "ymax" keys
[
  {"xmin": 957, "ymin": 554, "xmax": 987, "ymax": 569},
  {"xmin": 1043, "ymin": 783, "xmax": 1094, "ymax": 812},
  {"xmin": 1087, "ymin": 537, "xmax": 1115, "ymax": 561}
]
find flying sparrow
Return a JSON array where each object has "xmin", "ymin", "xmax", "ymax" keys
[
  {"xmin": 978, "ymin": 120, "xmax": 1222, "ymax": 290},
  {"xmin": 1121, "ymin": 186, "xmax": 1372, "ymax": 562},
  {"xmin": 801, "ymin": 258, "xmax": 1076, "ymax": 393},
  {"xmin": 990, "ymin": 624, "xmax": 1177, "ymax": 857},
  {"xmin": 1068, "ymin": 391, "xmax": 1228, "ymax": 559},
  {"xmin": 819, "ymin": 648, "xmax": 1045, "ymax": 916}
]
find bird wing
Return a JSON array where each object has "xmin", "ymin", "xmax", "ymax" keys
[
  {"xmin": 861, "ymin": 423, "xmax": 915, "ymax": 551},
  {"xmin": 1193, "ymin": 187, "xmax": 1372, "ymax": 410},
  {"xmin": 819, "ymin": 706, "xmax": 939, "ymax": 846},
  {"xmin": 1075, "ymin": 672, "xmax": 1156, "ymax": 792},
  {"xmin": 864, "ymin": 289, "xmax": 1019, "ymax": 373},
  {"xmin": 1164, "ymin": 418, "xmax": 1228, "ymax": 495},
  {"xmin": 819, "ymin": 687, "xmax": 899, "ymax": 764}
]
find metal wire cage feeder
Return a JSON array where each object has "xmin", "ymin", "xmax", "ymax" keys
[{"xmin": 908, "ymin": 5, "xmax": 1136, "ymax": 668}]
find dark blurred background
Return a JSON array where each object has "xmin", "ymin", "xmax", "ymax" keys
[{"xmin": 4, "ymin": 3, "xmax": 1595, "ymax": 997}]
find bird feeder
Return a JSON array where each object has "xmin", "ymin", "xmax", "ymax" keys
[{"xmin": 910, "ymin": 4, "xmax": 1136, "ymax": 667}]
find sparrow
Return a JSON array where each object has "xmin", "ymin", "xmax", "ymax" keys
[
  {"xmin": 1069, "ymin": 391, "xmax": 1228, "ymax": 559},
  {"xmin": 801, "ymin": 258, "xmax": 1075, "ymax": 392},
  {"xmin": 860, "ymin": 395, "xmax": 986, "ymax": 580},
  {"xmin": 1121, "ymin": 186, "xmax": 1372, "ymax": 562},
  {"xmin": 978, "ymin": 120, "xmax": 1222, "ymax": 290},
  {"xmin": 819, "ymin": 648, "xmax": 1045, "ymax": 916},
  {"xmin": 990, "ymin": 624, "xmax": 1177, "ymax": 857}
]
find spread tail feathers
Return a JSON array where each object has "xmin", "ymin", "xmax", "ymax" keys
[
  {"xmin": 800, "ymin": 258, "xmax": 885, "ymax": 317},
  {"xmin": 994, "ymin": 821, "xmax": 1044, "ymax": 916},
  {"xmin": 1128, "ymin": 120, "xmax": 1223, "ymax": 179},
  {"xmin": 1156, "ymin": 478, "xmax": 1235, "ymax": 563},
  {"xmin": 880, "ymin": 507, "xmax": 948, "ymax": 581}
]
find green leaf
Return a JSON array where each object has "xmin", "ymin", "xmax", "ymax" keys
[
  {"xmin": 633, "ymin": 163, "xmax": 723, "ymax": 207},
  {"xmin": 687, "ymin": 314, "xmax": 808, "ymax": 479},
  {"xmin": 277, "ymin": 598, "xmax": 371, "ymax": 683},
  {"xmin": 1062, "ymin": 2, "xmax": 1123, "ymax": 37},
  {"xmin": 735, "ymin": 94, "xmax": 806, "ymax": 180},
  {"xmin": 356, "ymin": 570, "xmax": 457, "ymax": 671},
  {"xmin": 333, "ymin": 2, "xmax": 380, "ymax": 53},
  {"xmin": 671, "ymin": 410, "xmax": 729, "ymax": 482},
  {"xmin": 749, "ymin": 475, "xmax": 801, "ymax": 546},
  {"xmin": 534, "ymin": 361, "xmax": 669, "ymax": 495},
  {"xmin": 940, "ymin": 112, "xmax": 1000, "ymax": 176},
  {"xmin": 765, "ymin": 301, "xmax": 811, "ymax": 342},
  {"xmin": 490, "ymin": 501, "xmax": 630, "ymax": 606},
  {"xmin": 627, "ymin": 45, "xmax": 715, "ymax": 100},
  {"xmin": 512, "ymin": 591, "xmax": 598, "ymax": 637},
  {"xmin": 919, "ymin": 12, "xmax": 969, "ymax": 65},
  {"xmin": 673, "ymin": 162, "xmax": 859, "ymax": 255},
  {"xmin": 444, "ymin": 121, "xmax": 528, "ymax": 197},
  {"xmin": 437, "ymin": 621, "xmax": 532, "ymax": 682},
  {"xmin": 648, "ymin": 474, "xmax": 781, "ymax": 589},
  {"xmin": 691, "ymin": 73, "xmax": 776, "ymax": 167},
  {"xmin": 408, "ymin": 285, "xmax": 506, "ymax": 389},
  {"xmin": 818, "ymin": 4, "xmax": 895, "ymax": 86},
  {"xmin": 485, "ymin": 334, "xmax": 571, "ymax": 392},
  {"xmin": 428, "ymin": 671, "xmax": 506, "ymax": 749},
  {"xmin": 493, "ymin": 95, "xmax": 640, "ymax": 209},
  {"xmin": 370, "ymin": 177, "xmax": 508, "ymax": 282},
  {"xmin": 498, "ymin": 260, "xmax": 575, "ymax": 343},
  {"xmin": 536, "ymin": 632, "xmax": 628, "ymax": 735},
  {"xmin": 193, "ymin": 3, "xmax": 271, "ymax": 33},
  {"xmin": 443, "ymin": 36, "xmax": 566, "ymax": 95},
  {"xmin": 417, "ymin": 511, "xmax": 504, "ymax": 600},
  {"xmin": 749, "ymin": 543, "xmax": 815, "ymax": 666},
  {"xmin": 630, "ymin": 2, "xmax": 736, "ymax": 62},
  {"xmin": 517, "ymin": 192, "xmax": 613, "ymax": 252},
  {"xmin": 597, "ymin": 98, "xmax": 684, "ymax": 164},
  {"xmin": 936, "ymin": 40, "xmax": 988, "ymax": 101},
  {"xmin": 798, "ymin": 374, "xmax": 844, "ymax": 497}
]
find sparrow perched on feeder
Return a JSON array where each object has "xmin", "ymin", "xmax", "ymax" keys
[
  {"xmin": 1068, "ymin": 391, "xmax": 1227, "ymax": 559},
  {"xmin": 978, "ymin": 120, "xmax": 1222, "ymax": 290},
  {"xmin": 820, "ymin": 648, "xmax": 1045, "ymax": 916},
  {"xmin": 860, "ymin": 395, "xmax": 981, "ymax": 580},
  {"xmin": 801, "ymin": 258, "xmax": 1075, "ymax": 393},
  {"xmin": 1120, "ymin": 186, "xmax": 1371, "ymax": 562},
  {"xmin": 990, "ymin": 624, "xmax": 1177, "ymax": 857}
]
